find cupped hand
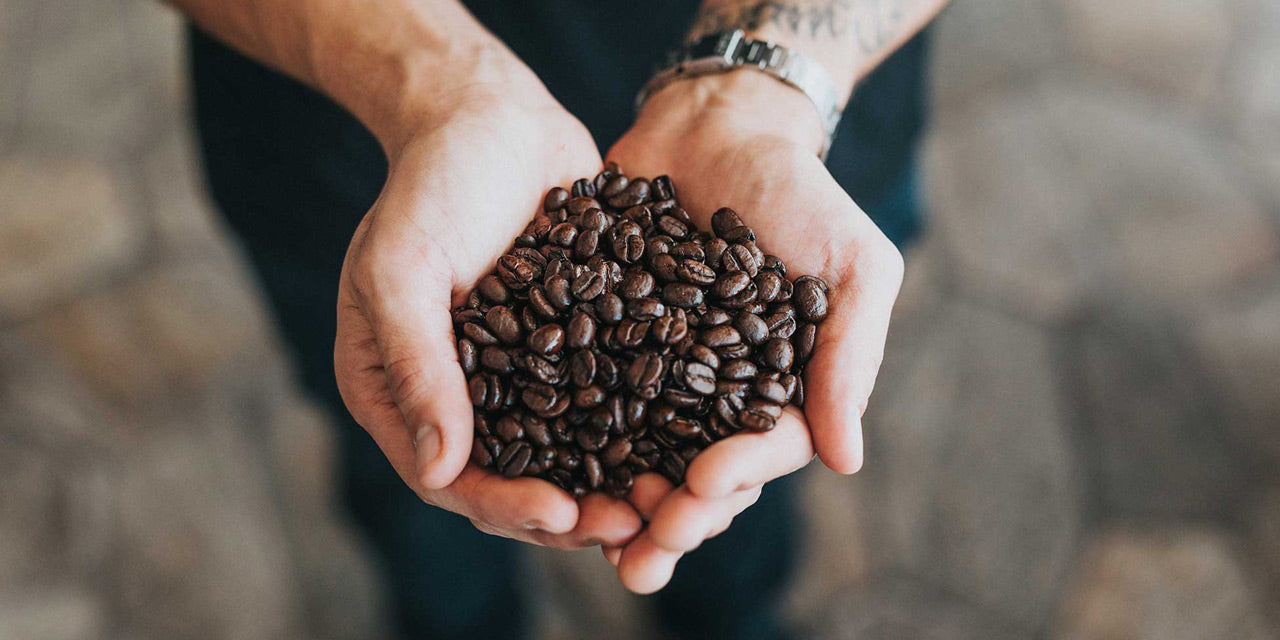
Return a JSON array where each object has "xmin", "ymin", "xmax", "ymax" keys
[
  {"xmin": 601, "ymin": 71, "xmax": 905, "ymax": 591},
  {"xmin": 334, "ymin": 93, "xmax": 641, "ymax": 548}
]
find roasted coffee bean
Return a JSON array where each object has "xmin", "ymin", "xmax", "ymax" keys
[
  {"xmin": 720, "ymin": 359, "xmax": 758, "ymax": 381},
  {"xmin": 556, "ymin": 446, "xmax": 581, "ymax": 470},
  {"xmin": 701, "ymin": 325, "xmax": 741, "ymax": 348},
  {"xmin": 663, "ymin": 283, "xmax": 704, "ymax": 308},
  {"xmin": 755, "ymin": 271, "xmax": 784, "ymax": 303},
  {"xmin": 657, "ymin": 451, "xmax": 687, "ymax": 485},
  {"xmin": 700, "ymin": 308, "xmax": 732, "ymax": 327},
  {"xmin": 627, "ymin": 298, "xmax": 665, "ymax": 321},
  {"xmin": 656, "ymin": 215, "xmax": 689, "ymax": 239},
  {"xmin": 469, "ymin": 374, "xmax": 503, "ymax": 410},
  {"xmin": 596, "ymin": 353, "xmax": 622, "ymax": 389},
  {"xmin": 762, "ymin": 338, "xmax": 795, "ymax": 371},
  {"xmin": 768, "ymin": 314, "xmax": 797, "ymax": 340},
  {"xmin": 605, "ymin": 467, "xmax": 634, "ymax": 497},
  {"xmin": 524, "ymin": 416, "xmax": 553, "ymax": 447},
  {"xmin": 462, "ymin": 322, "xmax": 499, "ymax": 346},
  {"xmin": 734, "ymin": 312, "xmax": 769, "ymax": 346},
  {"xmin": 613, "ymin": 233, "xmax": 645, "ymax": 263},
  {"xmin": 544, "ymin": 186, "xmax": 570, "ymax": 212},
  {"xmin": 755, "ymin": 378, "xmax": 788, "ymax": 405},
  {"xmin": 471, "ymin": 438, "xmax": 494, "ymax": 467},
  {"xmin": 712, "ymin": 270, "xmax": 751, "ymax": 299},
  {"xmin": 794, "ymin": 277, "xmax": 830, "ymax": 321},
  {"xmin": 722, "ymin": 244, "xmax": 759, "ymax": 276},
  {"xmin": 574, "ymin": 229, "xmax": 600, "ymax": 261},
  {"xmin": 527, "ymin": 324, "xmax": 564, "ymax": 355},
  {"xmin": 619, "ymin": 270, "xmax": 656, "ymax": 299},
  {"xmin": 458, "ymin": 338, "xmax": 479, "ymax": 375},
  {"xmin": 497, "ymin": 442, "xmax": 533, "ymax": 478},
  {"xmin": 650, "ymin": 315, "xmax": 688, "ymax": 344},
  {"xmin": 720, "ymin": 282, "xmax": 758, "ymax": 309},
  {"xmin": 497, "ymin": 255, "xmax": 536, "ymax": 290},
  {"xmin": 601, "ymin": 174, "xmax": 629, "ymax": 199},
  {"xmin": 720, "ymin": 225, "xmax": 756, "ymax": 244},
  {"xmin": 524, "ymin": 354, "xmax": 561, "ymax": 385},
  {"xmin": 601, "ymin": 438, "xmax": 632, "ymax": 468},
  {"xmin": 683, "ymin": 362, "xmax": 718, "ymax": 396},
  {"xmin": 484, "ymin": 306, "xmax": 522, "ymax": 345},
  {"xmin": 689, "ymin": 344, "xmax": 721, "ymax": 370},
  {"xmin": 675, "ymin": 258, "xmax": 717, "ymax": 285},
  {"xmin": 480, "ymin": 346, "xmax": 515, "ymax": 375},
  {"xmin": 593, "ymin": 293, "xmax": 625, "ymax": 324},
  {"xmin": 666, "ymin": 418, "xmax": 702, "ymax": 439},
  {"xmin": 607, "ymin": 178, "xmax": 649, "ymax": 208},
  {"xmin": 711, "ymin": 207, "xmax": 746, "ymax": 237},
  {"xmin": 573, "ymin": 385, "xmax": 606, "ymax": 409},
  {"xmin": 649, "ymin": 253, "xmax": 679, "ymax": 282},
  {"xmin": 652, "ymin": 175, "xmax": 675, "ymax": 200},
  {"xmin": 576, "ymin": 424, "xmax": 609, "ymax": 451},
  {"xmin": 571, "ymin": 178, "xmax": 596, "ymax": 198},
  {"xmin": 737, "ymin": 408, "xmax": 777, "ymax": 432},
  {"xmin": 583, "ymin": 453, "xmax": 605, "ymax": 488},
  {"xmin": 571, "ymin": 271, "xmax": 606, "ymax": 301},
  {"xmin": 477, "ymin": 275, "xmax": 511, "ymax": 304},
  {"xmin": 568, "ymin": 349, "xmax": 597, "ymax": 388},
  {"xmin": 793, "ymin": 322, "xmax": 817, "ymax": 363},
  {"xmin": 627, "ymin": 353, "xmax": 664, "ymax": 400},
  {"xmin": 566, "ymin": 312, "xmax": 597, "ymax": 349},
  {"xmin": 663, "ymin": 388, "xmax": 702, "ymax": 409}
]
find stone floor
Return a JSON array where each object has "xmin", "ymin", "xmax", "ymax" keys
[{"xmin": 1, "ymin": 0, "xmax": 1278, "ymax": 639}]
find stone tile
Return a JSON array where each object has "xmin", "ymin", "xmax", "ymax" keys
[
  {"xmin": 804, "ymin": 574, "xmax": 1026, "ymax": 640},
  {"xmin": 930, "ymin": 0, "xmax": 1067, "ymax": 107},
  {"xmin": 109, "ymin": 419, "xmax": 301, "ymax": 640},
  {"xmin": 0, "ymin": 0, "xmax": 37, "ymax": 139},
  {"xmin": 0, "ymin": 445, "xmax": 62, "ymax": 586},
  {"xmin": 1060, "ymin": 0, "xmax": 1235, "ymax": 111},
  {"xmin": 142, "ymin": 129, "xmax": 235, "ymax": 259},
  {"xmin": 1078, "ymin": 304, "xmax": 1249, "ymax": 517},
  {"xmin": 856, "ymin": 302, "xmax": 1082, "ymax": 627},
  {"xmin": 785, "ymin": 467, "xmax": 872, "ymax": 622},
  {"xmin": 0, "ymin": 586, "xmax": 105, "ymax": 640},
  {"xmin": 19, "ymin": 0, "xmax": 150, "ymax": 151},
  {"xmin": 532, "ymin": 547, "xmax": 651, "ymax": 640},
  {"xmin": 25, "ymin": 261, "xmax": 276, "ymax": 416},
  {"xmin": 1041, "ymin": 84, "xmax": 1278, "ymax": 303},
  {"xmin": 0, "ymin": 157, "xmax": 142, "ymax": 321},
  {"xmin": 1050, "ymin": 527, "xmax": 1276, "ymax": 640},
  {"xmin": 924, "ymin": 90, "xmax": 1100, "ymax": 323},
  {"xmin": 1226, "ymin": 30, "xmax": 1280, "ymax": 214},
  {"xmin": 1245, "ymin": 485, "xmax": 1280, "ymax": 608},
  {"xmin": 1190, "ymin": 279, "xmax": 1280, "ymax": 465}
]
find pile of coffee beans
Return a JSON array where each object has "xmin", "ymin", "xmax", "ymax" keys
[{"xmin": 455, "ymin": 165, "xmax": 829, "ymax": 497}]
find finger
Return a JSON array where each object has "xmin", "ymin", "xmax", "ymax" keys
[
  {"xmin": 628, "ymin": 473, "xmax": 675, "ymax": 521},
  {"xmin": 602, "ymin": 546, "xmax": 623, "ymax": 566},
  {"xmin": 646, "ymin": 485, "xmax": 762, "ymax": 553},
  {"xmin": 616, "ymin": 532, "xmax": 683, "ymax": 594},
  {"xmin": 804, "ymin": 232, "xmax": 904, "ymax": 474},
  {"xmin": 533, "ymin": 493, "xmax": 642, "ymax": 549},
  {"xmin": 684, "ymin": 408, "xmax": 814, "ymax": 499},
  {"xmin": 440, "ymin": 464, "xmax": 579, "ymax": 534},
  {"xmin": 350, "ymin": 250, "xmax": 475, "ymax": 490}
]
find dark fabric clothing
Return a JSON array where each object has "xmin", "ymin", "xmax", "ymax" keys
[{"xmin": 189, "ymin": 2, "xmax": 927, "ymax": 638}]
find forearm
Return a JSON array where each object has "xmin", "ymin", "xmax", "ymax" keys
[
  {"xmin": 689, "ymin": 0, "xmax": 950, "ymax": 104},
  {"xmin": 164, "ymin": 0, "xmax": 543, "ymax": 149}
]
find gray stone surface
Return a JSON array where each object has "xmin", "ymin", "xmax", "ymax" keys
[
  {"xmin": 929, "ymin": 0, "xmax": 1067, "ymax": 108},
  {"xmin": 1078, "ymin": 305, "xmax": 1248, "ymax": 517},
  {"xmin": 0, "ymin": 157, "xmax": 141, "ymax": 321},
  {"xmin": 0, "ymin": 587, "xmax": 105, "ymax": 640},
  {"xmin": 1060, "ymin": 0, "xmax": 1236, "ymax": 110},
  {"xmin": 804, "ymin": 575, "xmax": 1026, "ymax": 640},
  {"xmin": 856, "ymin": 302, "xmax": 1082, "ymax": 628},
  {"xmin": 1050, "ymin": 528, "xmax": 1276, "ymax": 640}
]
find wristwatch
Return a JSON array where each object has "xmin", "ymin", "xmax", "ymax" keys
[{"xmin": 636, "ymin": 29, "xmax": 843, "ymax": 159}]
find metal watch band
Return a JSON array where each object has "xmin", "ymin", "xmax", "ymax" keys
[{"xmin": 636, "ymin": 29, "xmax": 843, "ymax": 159}]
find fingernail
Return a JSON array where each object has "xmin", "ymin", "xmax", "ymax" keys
[
  {"xmin": 522, "ymin": 520, "xmax": 548, "ymax": 531},
  {"xmin": 415, "ymin": 425, "xmax": 441, "ymax": 471}
]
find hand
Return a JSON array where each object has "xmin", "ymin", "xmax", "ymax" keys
[
  {"xmin": 601, "ymin": 70, "xmax": 906, "ymax": 591},
  {"xmin": 334, "ymin": 88, "xmax": 642, "ymax": 549}
]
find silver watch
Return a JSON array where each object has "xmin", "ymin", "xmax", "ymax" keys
[{"xmin": 636, "ymin": 29, "xmax": 843, "ymax": 159}]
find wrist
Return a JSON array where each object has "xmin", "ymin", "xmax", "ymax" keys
[{"xmin": 633, "ymin": 69, "xmax": 826, "ymax": 156}]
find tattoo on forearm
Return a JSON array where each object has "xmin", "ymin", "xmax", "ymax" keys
[{"xmin": 692, "ymin": 0, "xmax": 906, "ymax": 56}]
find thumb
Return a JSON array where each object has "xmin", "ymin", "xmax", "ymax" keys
[{"xmin": 343, "ymin": 254, "xmax": 475, "ymax": 491}]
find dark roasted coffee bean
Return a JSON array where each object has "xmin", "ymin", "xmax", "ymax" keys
[
  {"xmin": 583, "ymin": 453, "xmax": 605, "ymax": 488},
  {"xmin": 625, "ymin": 397, "xmax": 648, "ymax": 430},
  {"xmin": 498, "ymin": 442, "xmax": 532, "ymax": 478},
  {"xmin": 734, "ymin": 312, "xmax": 769, "ymax": 345},
  {"xmin": 547, "ymin": 468, "xmax": 573, "ymax": 492},
  {"xmin": 663, "ymin": 283, "xmax": 704, "ymax": 308},
  {"xmin": 767, "ymin": 313, "xmax": 797, "ymax": 340},
  {"xmin": 651, "ymin": 175, "xmax": 675, "ymax": 200},
  {"xmin": 607, "ymin": 178, "xmax": 649, "ymax": 208},
  {"xmin": 618, "ymin": 270, "xmax": 655, "ymax": 299},
  {"xmin": 675, "ymin": 258, "xmax": 716, "ymax": 286},
  {"xmin": 524, "ymin": 416, "xmax": 553, "ymax": 447},
  {"xmin": 666, "ymin": 418, "xmax": 702, "ymax": 440},
  {"xmin": 720, "ymin": 359, "xmax": 758, "ymax": 381},
  {"xmin": 596, "ymin": 353, "xmax": 622, "ymax": 389},
  {"xmin": 544, "ymin": 186, "xmax": 570, "ymax": 211},
  {"xmin": 493, "ymin": 414, "xmax": 523, "ymax": 443},
  {"xmin": 556, "ymin": 446, "xmax": 581, "ymax": 470},
  {"xmin": 566, "ymin": 312, "xmax": 597, "ymax": 349},
  {"xmin": 615, "ymin": 319, "xmax": 650, "ymax": 348},
  {"xmin": 458, "ymin": 338, "xmax": 479, "ymax": 375},
  {"xmin": 469, "ymin": 374, "xmax": 502, "ymax": 410},
  {"xmin": 471, "ymin": 438, "xmax": 494, "ymax": 467},
  {"xmin": 527, "ymin": 323, "xmax": 564, "ymax": 355},
  {"xmin": 605, "ymin": 466, "xmax": 634, "ymax": 497},
  {"xmin": 762, "ymin": 254, "xmax": 786, "ymax": 275},
  {"xmin": 699, "ymin": 308, "xmax": 732, "ymax": 327},
  {"xmin": 645, "ymin": 234, "xmax": 671, "ymax": 256},
  {"xmin": 574, "ymin": 229, "xmax": 600, "ymax": 261},
  {"xmin": 601, "ymin": 438, "xmax": 632, "ymax": 468},
  {"xmin": 573, "ymin": 385, "xmax": 606, "ymax": 409},
  {"xmin": 628, "ymin": 298, "xmax": 665, "ymax": 321},
  {"xmin": 649, "ymin": 253, "xmax": 679, "ymax": 282},
  {"xmin": 520, "ymin": 306, "xmax": 540, "ymax": 333},
  {"xmin": 613, "ymin": 233, "xmax": 645, "ymax": 264},
  {"xmin": 712, "ymin": 270, "xmax": 751, "ymax": 299},
  {"xmin": 755, "ymin": 271, "xmax": 784, "ymax": 303},
  {"xmin": 485, "ymin": 306, "xmax": 522, "ymax": 345},
  {"xmin": 480, "ymin": 346, "xmax": 515, "ymax": 374},
  {"xmin": 717, "ymin": 342, "xmax": 752, "ymax": 360},
  {"xmin": 737, "ymin": 408, "xmax": 777, "ymax": 432},
  {"xmin": 571, "ymin": 271, "xmax": 606, "ymax": 301},
  {"xmin": 627, "ymin": 353, "xmax": 664, "ymax": 400},
  {"xmin": 462, "ymin": 322, "xmax": 499, "ymax": 346},
  {"xmin": 720, "ymin": 283, "xmax": 758, "ymax": 309},
  {"xmin": 601, "ymin": 174, "xmax": 629, "ymax": 199},
  {"xmin": 689, "ymin": 344, "xmax": 721, "ymax": 370},
  {"xmin": 663, "ymin": 387, "xmax": 702, "ymax": 409},
  {"xmin": 526, "ymin": 286, "xmax": 556, "ymax": 319},
  {"xmin": 656, "ymin": 215, "xmax": 689, "ymax": 239},
  {"xmin": 576, "ymin": 424, "xmax": 609, "ymax": 452},
  {"xmin": 571, "ymin": 178, "xmax": 596, "ymax": 198},
  {"xmin": 720, "ymin": 225, "xmax": 756, "ymax": 244},
  {"xmin": 544, "ymin": 275, "xmax": 574, "ymax": 310},
  {"xmin": 722, "ymin": 244, "xmax": 759, "ymax": 276},
  {"xmin": 657, "ymin": 451, "xmax": 687, "ymax": 485},
  {"xmin": 478, "ymin": 275, "xmax": 511, "ymax": 304},
  {"xmin": 683, "ymin": 362, "xmax": 718, "ymax": 396},
  {"xmin": 497, "ymin": 255, "xmax": 536, "ymax": 290},
  {"xmin": 793, "ymin": 322, "xmax": 817, "ymax": 364},
  {"xmin": 711, "ymin": 207, "xmax": 745, "ymax": 237},
  {"xmin": 594, "ymin": 293, "xmax": 625, "ymax": 324},
  {"xmin": 524, "ymin": 354, "xmax": 561, "ymax": 385},
  {"xmin": 568, "ymin": 349, "xmax": 597, "ymax": 388},
  {"xmin": 794, "ymin": 278, "xmax": 829, "ymax": 322},
  {"xmin": 762, "ymin": 338, "xmax": 795, "ymax": 371},
  {"xmin": 548, "ymin": 222, "xmax": 578, "ymax": 247},
  {"xmin": 650, "ymin": 315, "xmax": 688, "ymax": 345},
  {"xmin": 701, "ymin": 325, "xmax": 741, "ymax": 348},
  {"xmin": 755, "ymin": 378, "xmax": 788, "ymax": 404}
]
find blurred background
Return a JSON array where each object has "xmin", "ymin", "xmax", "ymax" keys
[{"xmin": 2, "ymin": 0, "xmax": 1278, "ymax": 638}]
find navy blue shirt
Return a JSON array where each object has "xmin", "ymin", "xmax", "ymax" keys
[{"xmin": 189, "ymin": 1, "xmax": 927, "ymax": 277}]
